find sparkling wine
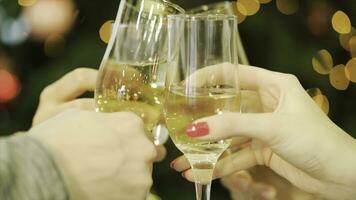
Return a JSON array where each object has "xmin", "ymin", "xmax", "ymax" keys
[
  {"xmin": 165, "ymin": 86, "xmax": 240, "ymax": 160},
  {"xmin": 95, "ymin": 60, "xmax": 165, "ymax": 140}
]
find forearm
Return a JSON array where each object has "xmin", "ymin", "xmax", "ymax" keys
[{"xmin": 0, "ymin": 133, "xmax": 69, "ymax": 200}]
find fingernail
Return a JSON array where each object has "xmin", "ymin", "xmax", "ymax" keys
[
  {"xmin": 181, "ymin": 172, "xmax": 186, "ymax": 178},
  {"xmin": 186, "ymin": 122, "xmax": 209, "ymax": 137},
  {"xmin": 261, "ymin": 189, "xmax": 276, "ymax": 200},
  {"xmin": 170, "ymin": 159, "xmax": 177, "ymax": 169}
]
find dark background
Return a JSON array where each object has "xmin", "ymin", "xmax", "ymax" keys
[{"xmin": 0, "ymin": 0, "xmax": 355, "ymax": 199}]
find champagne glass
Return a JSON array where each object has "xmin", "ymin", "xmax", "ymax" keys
[
  {"xmin": 165, "ymin": 14, "xmax": 241, "ymax": 200},
  {"xmin": 188, "ymin": 1, "xmax": 249, "ymax": 65},
  {"xmin": 95, "ymin": 0, "xmax": 184, "ymax": 145}
]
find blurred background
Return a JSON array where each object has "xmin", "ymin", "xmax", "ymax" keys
[{"xmin": 0, "ymin": 0, "xmax": 355, "ymax": 199}]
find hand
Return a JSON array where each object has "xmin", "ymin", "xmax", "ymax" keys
[
  {"xmin": 32, "ymin": 67, "xmax": 167, "ymax": 161},
  {"xmin": 32, "ymin": 68, "xmax": 97, "ymax": 126},
  {"xmin": 221, "ymin": 167, "xmax": 319, "ymax": 200},
  {"xmin": 221, "ymin": 170, "xmax": 276, "ymax": 200},
  {"xmin": 30, "ymin": 109, "xmax": 157, "ymax": 200},
  {"xmin": 182, "ymin": 64, "xmax": 356, "ymax": 199}
]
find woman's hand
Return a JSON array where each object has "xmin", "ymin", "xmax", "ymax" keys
[
  {"xmin": 175, "ymin": 64, "xmax": 356, "ymax": 199},
  {"xmin": 30, "ymin": 109, "xmax": 157, "ymax": 200}
]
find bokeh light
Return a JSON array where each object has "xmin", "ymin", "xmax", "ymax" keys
[
  {"xmin": 306, "ymin": 88, "xmax": 322, "ymax": 97},
  {"xmin": 0, "ymin": 17, "xmax": 30, "ymax": 45},
  {"xmin": 307, "ymin": 1, "xmax": 331, "ymax": 37},
  {"xmin": 0, "ymin": 70, "xmax": 20, "ymax": 103},
  {"xmin": 312, "ymin": 49, "xmax": 333, "ymax": 75},
  {"xmin": 345, "ymin": 58, "xmax": 356, "ymax": 83},
  {"xmin": 44, "ymin": 34, "xmax": 65, "ymax": 57},
  {"xmin": 339, "ymin": 27, "xmax": 356, "ymax": 51},
  {"xmin": 236, "ymin": 0, "xmax": 260, "ymax": 16},
  {"xmin": 18, "ymin": 0, "xmax": 37, "ymax": 7},
  {"xmin": 99, "ymin": 20, "xmax": 114, "ymax": 43},
  {"xmin": 258, "ymin": 0, "xmax": 272, "ymax": 4},
  {"xmin": 307, "ymin": 88, "xmax": 329, "ymax": 115},
  {"xmin": 331, "ymin": 11, "xmax": 351, "ymax": 34},
  {"xmin": 276, "ymin": 0, "xmax": 299, "ymax": 15},
  {"xmin": 22, "ymin": 0, "xmax": 75, "ymax": 40},
  {"xmin": 329, "ymin": 64, "xmax": 350, "ymax": 90},
  {"xmin": 349, "ymin": 36, "xmax": 356, "ymax": 58}
]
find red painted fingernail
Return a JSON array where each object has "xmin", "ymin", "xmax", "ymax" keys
[{"xmin": 186, "ymin": 122, "xmax": 209, "ymax": 137}]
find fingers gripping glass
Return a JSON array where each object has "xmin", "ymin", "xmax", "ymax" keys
[
  {"xmin": 95, "ymin": 0, "xmax": 184, "ymax": 145},
  {"xmin": 165, "ymin": 14, "xmax": 241, "ymax": 200}
]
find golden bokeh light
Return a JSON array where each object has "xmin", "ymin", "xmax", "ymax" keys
[
  {"xmin": 44, "ymin": 34, "xmax": 65, "ymax": 57},
  {"xmin": 236, "ymin": 2, "xmax": 248, "ymax": 16},
  {"xmin": 349, "ymin": 36, "xmax": 356, "ymax": 58},
  {"xmin": 276, "ymin": 0, "xmax": 299, "ymax": 15},
  {"xmin": 99, "ymin": 20, "xmax": 114, "ymax": 43},
  {"xmin": 331, "ymin": 11, "xmax": 351, "ymax": 34},
  {"xmin": 18, "ymin": 0, "xmax": 37, "ymax": 7},
  {"xmin": 306, "ymin": 88, "xmax": 322, "ymax": 97},
  {"xmin": 312, "ymin": 49, "xmax": 333, "ymax": 75},
  {"xmin": 308, "ymin": 88, "xmax": 329, "ymax": 115},
  {"xmin": 23, "ymin": 0, "xmax": 75, "ymax": 40},
  {"xmin": 345, "ymin": 58, "xmax": 356, "ymax": 83},
  {"xmin": 321, "ymin": 95, "xmax": 330, "ymax": 115},
  {"xmin": 313, "ymin": 95, "xmax": 329, "ymax": 115},
  {"xmin": 339, "ymin": 27, "xmax": 356, "ymax": 51},
  {"xmin": 237, "ymin": 0, "xmax": 260, "ymax": 16},
  {"xmin": 236, "ymin": 8, "xmax": 247, "ymax": 24},
  {"xmin": 258, "ymin": 0, "xmax": 272, "ymax": 4},
  {"xmin": 312, "ymin": 94, "xmax": 323, "ymax": 106},
  {"xmin": 329, "ymin": 64, "xmax": 350, "ymax": 90}
]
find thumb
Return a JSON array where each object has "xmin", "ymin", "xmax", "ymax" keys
[{"xmin": 186, "ymin": 112, "xmax": 284, "ymax": 144}]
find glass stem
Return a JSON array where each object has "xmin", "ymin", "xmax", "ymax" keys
[
  {"xmin": 195, "ymin": 181, "xmax": 212, "ymax": 200},
  {"xmin": 188, "ymin": 158, "xmax": 217, "ymax": 200}
]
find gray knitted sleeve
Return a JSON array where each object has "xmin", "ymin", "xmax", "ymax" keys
[{"xmin": 0, "ymin": 133, "xmax": 69, "ymax": 200}]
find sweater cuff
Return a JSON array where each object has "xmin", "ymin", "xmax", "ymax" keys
[{"xmin": 0, "ymin": 133, "xmax": 69, "ymax": 200}]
